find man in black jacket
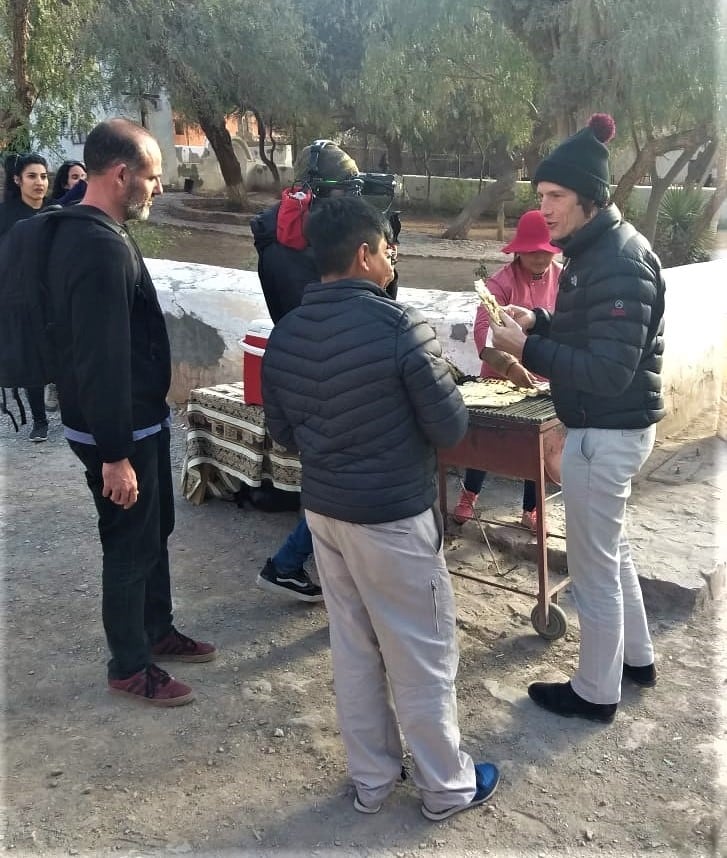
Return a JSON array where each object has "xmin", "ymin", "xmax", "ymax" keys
[
  {"xmin": 262, "ymin": 196, "xmax": 500, "ymax": 821},
  {"xmin": 250, "ymin": 141, "xmax": 398, "ymax": 602},
  {"xmin": 49, "ymin": 119, "xmax": 216, "ymax": 706},
  {"xmin": 492, "ymin": 114, "xmax": 665, "ymax": 724}
]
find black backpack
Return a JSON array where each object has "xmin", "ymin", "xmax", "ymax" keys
[{"xmin": 0, "ymin": 207, "xmax": 123, "ymax": 429}]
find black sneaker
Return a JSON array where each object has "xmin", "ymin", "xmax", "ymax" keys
[
  {"xmin": 29, "ymin": 422, "xmax": 49, "ymax": 442},
  {"xmin": 256, "ymin": 558, "xmax": 324, "ymax": 603}
]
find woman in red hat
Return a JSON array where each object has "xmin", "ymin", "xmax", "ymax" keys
[{"xmin": 453, "ymin": 210, "xmax": 562, "ymax": 530}]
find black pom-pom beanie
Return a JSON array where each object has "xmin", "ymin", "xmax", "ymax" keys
[{"xmin": 533, "ymin": 113, "xmax": 616, "ymax": 204}]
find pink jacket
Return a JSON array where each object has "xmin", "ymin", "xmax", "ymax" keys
[{"xmin": 473, "ymin": 258, "xmax": 561, "ymax": 379}]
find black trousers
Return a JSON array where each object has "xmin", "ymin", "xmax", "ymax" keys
[
  {"xmin": 24, "ymin": 386, "xmax": 47, "ymax": 424},
  {"xmin": 69, "ymin": 429, "xmax": 175, "ymax": 679}
]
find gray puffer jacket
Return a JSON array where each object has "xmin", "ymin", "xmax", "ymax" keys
[
  {"xmin": 262, "ymin": 278, "xmax": 468, "ymax": 524},
  {"xmin": 523, "ymin": 205, "xmax": 665, "ymax": 429}
]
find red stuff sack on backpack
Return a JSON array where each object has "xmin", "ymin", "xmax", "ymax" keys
[{"xmin": 276, "ymin": 186, "xmax": 313, "ymax": 250}]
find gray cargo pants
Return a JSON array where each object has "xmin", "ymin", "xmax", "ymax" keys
[{"xmin": 306, "ymin": 507, "xmax": 476, "ymax": 813}]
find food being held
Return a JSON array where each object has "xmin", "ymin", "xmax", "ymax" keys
[{"xmin": 474, "ymin": 279, "xmax": 504, "ymax": 327}]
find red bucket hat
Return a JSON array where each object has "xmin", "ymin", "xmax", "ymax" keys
[{"xmin": 502, "ymin": 210, "xmax": 560, "ymax": 254}]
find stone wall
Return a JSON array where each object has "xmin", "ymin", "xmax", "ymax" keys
[{"xmin": 148, "ymin": 258, "xmax": 727, "ymax": 440}]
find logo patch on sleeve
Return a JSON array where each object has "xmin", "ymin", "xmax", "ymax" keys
[{"xmin": 611, "ymin": 299, "xmax": 627, "ymax": 317}]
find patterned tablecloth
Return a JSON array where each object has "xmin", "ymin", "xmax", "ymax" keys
[{"xmin": 181, "ymin": 382, "xmax": 301, "ymax": 505}]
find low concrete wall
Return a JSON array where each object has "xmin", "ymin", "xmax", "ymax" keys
[
  {"xmin": 658, "ymin": 261, "xmax": 727, "ymax": 438},
  {"xmin": 148, "ymin": 258, "xmax": 727, "ymax": 440},
  {"xmin": 147, "ymin": 259, "xmax": 483, "ymax": 403}
]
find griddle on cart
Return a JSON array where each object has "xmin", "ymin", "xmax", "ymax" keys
[{"xmin": 437, "ymin": 396, "xmax": 570, "ymax": 640}]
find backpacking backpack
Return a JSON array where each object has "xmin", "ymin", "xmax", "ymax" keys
[{"xmin": 0, "ymin": 206, "xmax": 124, "ymax": 428}]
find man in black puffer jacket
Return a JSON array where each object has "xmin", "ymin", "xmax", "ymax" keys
[
  {"xmin": 251, "ymin": 141, "xmax": 402, "ymax": 603},
  {"xmin": 493, "ymin": 114, "xmax": 665, "ymax": 724},
  {"xmin": 251, "ymin": 140, "xmax": 399, "ymax": 323},
  {"xmin": 262, "ymin": 197, "xmax": 500, "ymax": 821},
  {"xmin": 250, "ymin": 141, "xmax": 400, "ymax": 602}
]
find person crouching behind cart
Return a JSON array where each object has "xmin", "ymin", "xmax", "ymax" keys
[
  {"xmin": 261, "ymin": 195, "xmax": 500, "ymax": 820},
  {"xmin": 453, "ymin": 210, "xmax": 562, "ymax": 531}
]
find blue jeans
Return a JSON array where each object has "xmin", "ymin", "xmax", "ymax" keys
[
  {"xmin": 463, "ymin": 468, "xmax": 536, "ymax": 512},
  {"xmin": 273, "ymin": 517, "xmax": 313, "ymax": 572}
]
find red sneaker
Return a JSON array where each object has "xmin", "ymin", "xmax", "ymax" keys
[
  {"xmin": 521, "ymin": 509, "xmax": 548, "ymax": 536},
  {"xmin": 150, "ymin": 627, "xmax": 218, "ymax": 663},
  {"xmin": 108, "ymin": 664, "xmax": 195, "ymax": 707},
  {"xmin": 453, "ymin": 489, "xmax": 478, "ymax": 524}
]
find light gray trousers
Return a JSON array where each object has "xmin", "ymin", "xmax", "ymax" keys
[
  {"xmin": 561, "ymin": 426, "xmax": 656, "ymax": 704},
  {"xmin": 306, "ymin": 508, "xmax": 476, "ymax": 813}
]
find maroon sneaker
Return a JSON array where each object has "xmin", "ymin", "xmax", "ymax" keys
[
  {"xmin": 108, "ymin": 664, "xmax": 195, "ymax": 707},
  {"xmin": 150, "ymin": 627, "xmax": 218, "ymax": 663}
]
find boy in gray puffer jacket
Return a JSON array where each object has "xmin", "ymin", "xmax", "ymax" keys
[{"xmin": 262, "ymin": 196, "xmax": 500, "ymax": 822}]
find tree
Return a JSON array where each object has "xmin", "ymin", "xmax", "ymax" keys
[
  {"xmin": 0, "ymin": 0, "xmax": 103, "ymax": 152},
  {"xmin": 344, "ymin": 1, "xmax": 537, "ymax": 236},
  {"xmin": 491, "ymin": 0, "xmax": 724, "ymax": 244},
  {"xmin": 97, "ymin": 0, "xmax": 318, "ymax": 206}
]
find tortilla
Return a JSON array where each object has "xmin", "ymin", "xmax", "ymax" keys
[
  {"xmin": 459, "ymin": 379, "xmax": 529, "ymax": 408},
  {"xmin": 474, "ymin": 278, "xmax": 504, "ymax": 327}
]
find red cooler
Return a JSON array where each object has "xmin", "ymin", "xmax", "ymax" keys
[{"xmin": 241, "ymin": 318, "xmax": 274, "ymax": 405}]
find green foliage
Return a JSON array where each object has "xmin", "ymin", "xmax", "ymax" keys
[
  {"xmin": 493, "ymin": 0, "xmax": 720, "ymax": 151},
  {"xmin": 96, "ymin": 0, "xmax": 320, "ymax": 136},
  {"xmin": 653, "ymin": 187, "xmax": 714, "ymax": 267},
  {"xmin": 437, "ymin": 179, "xmax": 480, "ymax": 213},
  {"xmin": 126, "ymin": 222, "xmax": 192, "ymax": 258},
  {"xmin": 0, "ymin": 0, "xmax": 106, "ymax": 152},
  {"xmin": 620, "ymin": 196, "xmax": 646, "ymax": 230},
  {"xmin": 347, "ymin": 3, "xmax": 536, "ymax": 163},
  {"xmin": 513, "ymin": 181, "xmax": 538, "ymax": 214}
]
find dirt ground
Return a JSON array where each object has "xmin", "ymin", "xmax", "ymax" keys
[
  {"xmin": 2, "ymin": 200, "xmax": 726, "ymax": 858},
  {"xmin": 142, "ymin": 192, "xmax": 507, "ymax": 292},
  {"xmin": 146, "ymin": 226, "xmax": 484, "ymax": 294},
  {"xmin": 2, "ymin": 406, "xmax": 726, "ymax": 858}
]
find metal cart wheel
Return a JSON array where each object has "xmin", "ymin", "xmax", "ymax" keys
[{"xmin": 531, "ymin": 602, "xmax": 568, "ymax": 641}]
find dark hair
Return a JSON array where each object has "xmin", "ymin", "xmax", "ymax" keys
[
  {"xmin": 3, "ymin": 152, "xmax": 48, "ymax": 201},
  {"xmin": 51, "ymin": 159, "xmax": 86, "ymax": 200},
  {"xmin": 304, "ymin": 196, "xmax": 392, "ymax": 275},
  {"xmin": 83, "ymin": 119, "xmax": 151, "ymax": 175},
  {"xmin": 576, "ymin": 194, "xmax": 607, "ymax": 217}
]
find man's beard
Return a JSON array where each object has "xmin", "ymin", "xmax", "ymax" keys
[{"xmin": 123, "ymin": 179, "xmax": 152, "ymax": 222}]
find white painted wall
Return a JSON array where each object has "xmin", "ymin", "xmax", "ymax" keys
[{"xmin": 148, "ymin": 258, "xmax": 727, "ymax": 440}]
